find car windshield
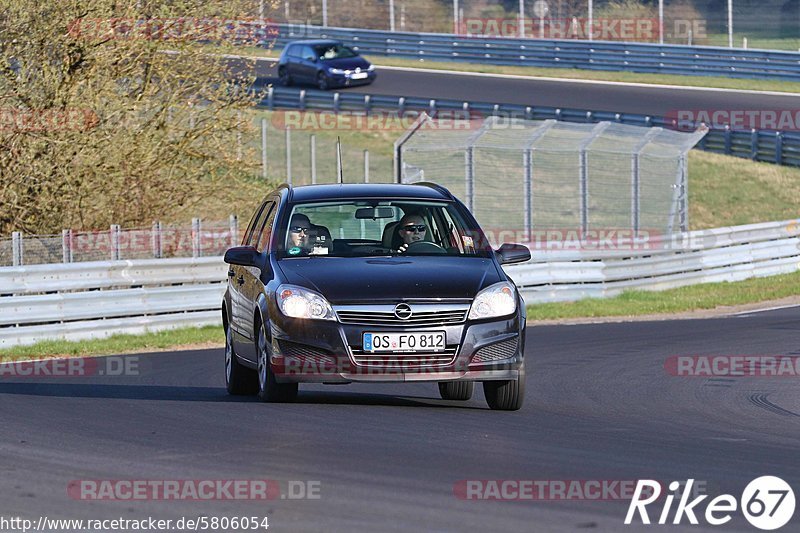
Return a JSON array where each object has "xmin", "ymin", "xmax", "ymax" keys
[
  {"xmin": 280, "ymin": 200, "xmax": 493, "ymax": 258},
  {"xmin": 314, "ymin": 44, "xmax": 358, "ymax": 60}
]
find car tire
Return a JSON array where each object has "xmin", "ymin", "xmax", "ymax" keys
[
  {"xmin": 225, "ymin": 321, "xmax": 258, "ymax": 395},
  {"xmin": 278, "ymin": 67, "xmax": 292, "ymax": 86},
  {"xmin": 483, "ymin": 361, "xmax": 525, "ymax": 411},
  {"xmin": 256, "ymin": 319, "xmax": 298, "ymax": 403},
  {"xmin": 316, "ymin": 72, "xmax": 329, "ymax": 91},
  {"xmin": 438, "ymin": 381, "xmax": 474, "ymax": 401}
]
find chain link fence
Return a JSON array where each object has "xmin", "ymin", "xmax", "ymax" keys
[
  {"xmin": 0, "ymin": 218, "xmax": 242, "ymax": 267},
  {"xmin": 397, "ymin": 114, "xmax": 707, "ymax": 246}
]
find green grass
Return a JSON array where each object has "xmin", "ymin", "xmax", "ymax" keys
[
  {"xmin": 689, "ymin": 151, "xmax": 800, "ymax": 229},
  {"xmin": 234, "ymin": 44, "xmax": 800, "ymax": 94},
  {"xmin": 526, "ymin": 270, "xmax": 800, "ymax": 320},
  {"xmin": 0, "ymin": 326, "xmax": 223, "ymax": 363}
]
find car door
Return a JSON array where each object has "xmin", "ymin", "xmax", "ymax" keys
[
  {"xmin": 297, "ymin": 45, "xmax": 318, "ymax": 82},
  {"xmin": 236, "ymin": 200, "xmax": 277, "ymax": 362},
  {"xmin": 285, "ymin": 44, "xmax": 302, "ymax": 79},
  {"xmin": 230, "ymin": 201, "xmax": 268, "ymax": 344}
]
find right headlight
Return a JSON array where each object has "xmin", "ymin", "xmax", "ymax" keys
[
  {"xmin": 276, "ymin": 284, "xmax": 336, "ymax": 321},
  {"xmin": 468, "ymin": 282, "xmax": 517, "ymax": 320},
  {"xmin": 328, "ymin": 68, "xmax": 346, "ymax": 75}
]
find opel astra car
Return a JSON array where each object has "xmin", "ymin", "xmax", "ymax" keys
[
  {"xmin": 277, "ymin": 39, "xmax": 376, "ymax": 90},
  {"xmin": 222, "ymin": 183, "xmax": 531, "ymax": 410}
]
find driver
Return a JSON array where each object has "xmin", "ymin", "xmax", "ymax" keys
[
  {"xmin": 286, "ymin": 213, "xmax": 312, "ymax": 256},
  {"xmin": 395, "ymin": 214, "xmax": 427, "ymax": 254}
]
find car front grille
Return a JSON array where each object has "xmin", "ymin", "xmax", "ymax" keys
[
  {"xmin": 350, "ymin": 346, "xmax": 459, "ymax": 368},
  {"xmin": 335, "ymin": 304, "xmax": 469, "ymax": 328},
  {"xmin": 471, "ymin": 337, "xmax": 519, "ymax": 364},
  {"xmin": 277, "ymin": 340, "xmax": 335, "ymax": 366}
]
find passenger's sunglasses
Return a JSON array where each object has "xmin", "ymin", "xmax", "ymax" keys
[
  {"xmin": 402, "ymin": 224, "xmax": 427, "ymax": 233},
  {"xmin": 290, "ymin": 226, "xmax": 310, "ymax": 234}
]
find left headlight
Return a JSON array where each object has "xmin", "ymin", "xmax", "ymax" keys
[
  {"xmin": 367, "ymin": 64, "xmax": 375, "ymax": 71},
  {"xmin": 329, "ymin": 68, "xmax": 346, "ymax": 75},
  {"xmin": 277, "ymin": 284, "xmax": 337, "ymax": 321},
  {"xmin": 468, "ymin": 282, "xmax": 517, "ymax": 320}
]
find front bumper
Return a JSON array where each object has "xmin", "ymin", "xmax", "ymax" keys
[
  {"xmin": 267, "ymin": 311, "xmax": 525, "ymax": 384},
  {"xmin": 328, "ymin": 71, "xmax": 376, "ymax": 87}
]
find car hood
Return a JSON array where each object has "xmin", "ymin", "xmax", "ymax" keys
[
  {"xmin": 322, "ymin": 56, "xmax": 371, "ymax": 70},
  {"xmin": 277, "ymin": 256, "xmax": 502, "ymax": 303}
]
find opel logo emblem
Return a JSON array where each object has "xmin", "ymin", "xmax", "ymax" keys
[{"xmin": 394, "ymin": 303, "xmax": 413, "ymax": 320}]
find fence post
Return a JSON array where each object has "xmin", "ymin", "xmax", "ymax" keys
[
  {"xmin": 12, "ymin": 231, "xmax": 22, "ymax": 266},
  {"xmin": 523, "ymin": 150, "xmax": 532, "ymax": 241},
  {"xmin": 192, "ymin": 218, "xmax": 201, "ymax": 258},
  {"xmin": 285, "ymin": 126, "xmax": 292, "ymax": 185},
  {"xmin": 465, "ymin": 146, "xmax": 474, "ymax": 212},
  {"xmin": 364, "ymin": 149, "xmax": 370, "ymax": 183},
  {"xmin": 680, "ymin": 154, "xmax": 689, "ymax": 232},
  {"xmin": 152, "ymin": 221, "xmax": 162, "ymax": 258},
  {"xmin": 61, "ymin": 229, "xmax": 73, "ymax": 263},
  {"xmin": 229, "ymin": 215, "xmax": 239, "ymax": 247},
  {"xmin": 236, "ymin": 110, "xmax": 243, "ymax": 162},
  {"xmin": 310, "ymin": 134, "xmax": 317, "ymax": 184},
  {"xmin": 261, "ymin": 117, "xmax": 268, "ymax": 179},
  {"xmin": 110, "ymin": 224, "xmax": 121, "ymax": 261}
]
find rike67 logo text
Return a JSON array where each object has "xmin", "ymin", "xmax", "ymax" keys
[{"xmin": 626, "ymin": 477, "xmax": 795, "ymax": 530}]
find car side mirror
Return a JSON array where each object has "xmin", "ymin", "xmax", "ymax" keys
[
  {"xmin": 305, "ymin": 56, "xmax": 316, "ymax": 62},
  {"xmin": 224, "ymin": 246, "xmax": 260, "ymax": 268},
  {"xmin": 496, "ymin": 243, "xmax": 531, "ymax": 265}
]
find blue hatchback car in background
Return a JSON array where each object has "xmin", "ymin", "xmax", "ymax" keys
[{"xmin": 277, "ymin": 39, "xmax": 376, "ymax": 90}]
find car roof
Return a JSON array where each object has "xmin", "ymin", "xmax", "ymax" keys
[
  {"xmin": 285, "ymin": 39, "xmax": 342, "ymax": 47},
  {"xmin": 286, "ymin": 183, "xmax": 455, "ymax": 203}
]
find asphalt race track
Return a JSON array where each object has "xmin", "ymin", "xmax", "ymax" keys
[
  {"xmin": 239, "ymin": 57, "xmax": 800, "ymax": 117},
  {"xmin": 2, "ymin": 308, "xmax": 799, "ymax": 532}
]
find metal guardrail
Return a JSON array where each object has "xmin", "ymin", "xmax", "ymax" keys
[
  {"xmin": 1, "ymin": 219, "xmax": 798, "ymax": 348},
  {"xmin": 274, "ymin": 24, "xmax": 800, "ymax": 82},
  {"xmin": 258, "ymin": 85, "xmax": 800, "ymax": 168}
]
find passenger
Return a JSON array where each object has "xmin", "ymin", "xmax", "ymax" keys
[
  {"xmin": 286, "ymin": 213, "xmax": 312, "ymax": 256},
  {"xmin": 395, "ymin": 214, "xmax": 427, "ymax": 253}
]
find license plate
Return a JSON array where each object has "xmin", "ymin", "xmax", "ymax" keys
[
  {"xmin": 363, "ymin": 331, "xmax": 445, "ymax": 353},
  {"xmin": 351, "ymin": 72, "xmax": 368, "ymax": 79}
]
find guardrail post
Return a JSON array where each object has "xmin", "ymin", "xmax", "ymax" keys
[
  {"xmin": 267, "ymin": 86, "xmax": 274, "ymax": 110},
  {"xmin": 192, "ymin": 218, "xmax": 201, "ymax": 258},
  {"xmin": 429, "ymin": 99, "xmax": 437, "ymax": 116},
  {"xmin": 363, "ymin": 149, "xmax": 369, "ymax": 183},
  {"xmin": 525, "ymin": 107, "xmax": 532, "ymax": 121},
  {"xmin": 364, "ymin": 95, "xmax": 371, "ymax": 115},
  {"xmin": 750, "ymin": 129, "xmax": 758, "ymax": 160},
  {"xmin": 62, "ymin": 229, "xmax": 73, "ymax": 263},
  {"xmin": 261, "ymin": 117, "xmax": 268, "ymax": 179},
  {"xmin": 110, "ymin": 224, "xmax": 121, "ymax": 261},
  {"xmin": 229, "ymin": 215, "xmax": 238, "ymax": 247},
  {"xmin": 299, "ymin": 90, "xmax": 306, "ymax": 111},
  {"xmin": 776, "ymin": 132, "xmax": 784, "ymax": 165},
  {"xmin": 333, "ymin": 92, "xmax": 340, "ymax": 113},
  {"xmin": 285, "ymin": 126, "xmax": 292, "ymax": 184},
  {"xmin": 310, "ymin": 134, "xmax": 317, "ymax": 184},
  {"xmin": 152, "ymin": 221, "xmax": 162, "ymax": 258},
  {"xmin": 398, "ymin": 97, "xmax": 405, "ymax": 115},
  {"xmin": 12, "ymin": 231, "xmax": 23, "ymax": 266},
  {"xmin": 723, "ymin": 125, "xmax": 732, "ymax": 155}
]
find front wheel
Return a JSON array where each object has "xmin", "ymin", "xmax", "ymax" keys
[
  {"xmin": 278, "ymin": 67, "xmax": 292, "ymax": 86},
  {"xmin": 256, "ymin": 322, "xmax": 298, "ymax": 403},
  {"xmin": 316, "ymin": 72, "xmax": 330, "ymax": 91},
  {"xmin": 438, "ymin": 381, "xmax": 474, "ymax": 401},
  {"xmin": 483, "ymin": 361, "xmax": 525, "ymax": 411},
  {"xmin": 225, "ymin": 323, "xmax": 258, "ymax": 395}
]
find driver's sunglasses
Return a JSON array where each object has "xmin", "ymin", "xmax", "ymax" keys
[
  {"xmin": 402, "ymin": 224, "xmax": 426, "ymax": 233},
  {"xmin": 290, "ymin": 226, "xmax": 310, "ymax": 234}
]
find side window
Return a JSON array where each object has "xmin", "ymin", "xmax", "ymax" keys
[
  {"xmin": 242, "ymin": 202, "xmax": 267, "ymax": 246},
  {"xmin": 245, "ymin": 202, "xmax": 273, "ymax": 247},
  {"xmin": 287, "ymin": 45, "xmax": 300, "ymax": 58},
  {"xmin": 302, "ymin": 45, "xmax": 316, "ymax": 60},
  {"xmin": 255, "ymin": 202, "xmax": 278, "ymax": 253}
]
